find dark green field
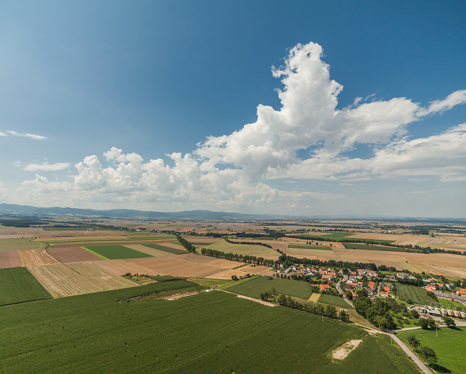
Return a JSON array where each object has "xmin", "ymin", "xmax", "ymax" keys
[
  {"xmin": 0, "ymin": 280, "xmax": 419, "ymax": 374},
  {"xmin": 318, "ymin": 294, "xmax": 353, "ymax": 309},
  {"xmin": 42, "ymin": 227, "xmax": 90, "ymax": 231},
  {"xmin": 142, "ymin": 243, "xmax": 187, "ymax": 255},
  {"xmin": 342, "ymin": 243, "xmax": 401, "ymax": 251},
  {"xmin": 228, "ymin": 276, "xmax": 313, "ymax": 299},
  {"xmin": 0, "ymin": 267, "xmax": 52, "ymax": 306},
  {"xmin": 299, "ymin": 233, "xmax": 395, "ymax": 244},
  {"xmin": 398, "ymin": 327, "xmax": 466, "ymax": 373},
  {"xmin": 397, "ymin": 284, "xmax": 431, "ymax": 305},
  {"xmin": 83, "ymin": 245, "xmax": 153, "ymax": 259},
  {"xmin": 289, "ymin": 244, "xmax": 333, "ymax": 250}
]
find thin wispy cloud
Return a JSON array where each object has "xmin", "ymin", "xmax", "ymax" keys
[
  {"xmin": 6, "ymin": 131, "xmax": 47, "ymax": 140},
  {"xmin": 23, "ymin": 162, "xmax": 70, "ymax": 172}
]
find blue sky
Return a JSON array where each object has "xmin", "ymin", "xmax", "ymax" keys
[{"xmin": 1, "ymin": 1, "xmax": 465, "ymax": 217}]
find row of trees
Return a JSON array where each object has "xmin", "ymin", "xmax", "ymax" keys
[
  {"xmin": 278, "ymin": 294, "xmax": 350, "ymax": 322},
  {"xmin": 406, "ymin": 335, "xmax": 438, "ymax": 366},
  {"xmin": 224, "ymin": 237, "xmax": 272, "ymax": 248},
  {"xmin": 176, "ymin": 235, "xmax": 197, "ymax": 253},
  {"xmin": 200, "ymin": 247, "xmax": 276, "ymax": 266}
]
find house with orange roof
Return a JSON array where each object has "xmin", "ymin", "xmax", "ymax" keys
[
  {"xmin": 380, "ymin": 292, "xmax": 389, "ymax": 297},
  {"xmin": 426, "ymin": 285, "xmax": 436, "ymax": 292},
  {"xmin": 457, "ymin": 289, "xmax": 466, "ymax": 296},
  {"xmin": 368, "ymin": 281, "xmax": 375, "ymax": 289},
  {"xmin": 383, "ymin": 285, "xmax": 390, "ymax": 292},
  {"xmin": 320, "ymin": 284, "xmax": 330, "ymax": 292}
]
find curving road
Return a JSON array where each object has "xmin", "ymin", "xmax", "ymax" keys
[{"xmin": 336, "ymin": 275, "xmax": 354, "ymax": 308}]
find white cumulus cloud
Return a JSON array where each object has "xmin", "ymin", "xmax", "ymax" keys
[{"xmin": 15, "ymin": 42, "xmax": 466, "ymax": 211}]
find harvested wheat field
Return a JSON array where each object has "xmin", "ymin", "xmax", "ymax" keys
[
  {"xmin": 177, "ymin": 253, "xmax": 219, "ymax": 264},
  {"xmin": 0, "ymin": 250, "xmax": 22, "ymax": 269},
  {"xmin": 229, "ymin": 238, "xmax": 289, "ymax": 252},
  {"xmin": 18, "ymin": 250, "xmax": 60, "ymax": 267},
  {"xmin": 92, "ymin": 259, "xmax": 156, "ymax": 276},
  {"xmin": 129, "ymin": 257, "xmax": 221, "ymax": 278},
  {"xmin": 28, "ymin": 262, "xmax": 136, "ymax": 298},
  {"xmin": 124, "ymin": 244, "xmax": 176, "ymax": 257},
  {"xmin": 47, "ymin": 247, "xmax": 102, "ymax": 263},
  {"xmin": 334, "ymin": 247, "xmax": 466, "ymax": 277}
]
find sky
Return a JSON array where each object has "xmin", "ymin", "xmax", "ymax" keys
[{"xmin": 1, "ymin": 1, "xmax": 465, "ymax": 218}]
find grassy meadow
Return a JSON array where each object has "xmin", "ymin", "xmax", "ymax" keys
[
  {"xmin": 228, "ymin": 275, "xmax": 313, "ymax": 299},
  {"xmin": 398, "ymin": 327, "xmax": 466, "ymax": 373},
  {"xmin": 318, "ymin": 294, "xmax": 353, "ymax": 309},
  {"xmin": 396, "ymin": 283, "xmax": 432, "ymax": 305},
  {"xmin": 0, "ymin": 267, "xmax": 52, "ymax": 306},
  {"xmin": 0, "ymin": 280, "xmax": 419, "ymax": 374}
]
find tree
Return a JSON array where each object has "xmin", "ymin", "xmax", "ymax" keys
[
  {"xmin": 419, "ymin": 346, "xmax": 438, "ymax": 366},
  {"xmin": 442, "ymin": 316, "xmax": 456, "ymax": 327},
  {"xmin": 278, "ymin": 294, "xmax": 287, "ymax": 306},
  {"xmin": 345, "ymin": 290, "xmax": 353, "ymax": 300},
  {"xmin": 418, "ymin": 318, "xmax": 428, "ymax": 329},
  {"xmin": 340, "ymin": 310, "xmax": 350, "ymax": 322},
  {"xmin": 427, "ymin": 317, "xmax": 436, "ymax": 329},
  {"xmin": 407, "ymin": 335, "xmax": 420, "ymax": 349},
  {"xmin": 231, "ymin": 275, "xmax": 238, "ymax": 281},
  {"xmin": 410, "ymin": 310, "xmax": 419, "ymax": 319}
]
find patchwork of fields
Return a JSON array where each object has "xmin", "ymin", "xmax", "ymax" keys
[{"xmin": 0, "ymin": 284, "xmax": 419, "ymax": 374}]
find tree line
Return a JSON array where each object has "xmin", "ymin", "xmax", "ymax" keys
[{"xmin": 176, "ymin": 235, "xmax": 197, "ymax": 253}]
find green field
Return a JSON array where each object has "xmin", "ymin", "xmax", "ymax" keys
[
  {"xmin": 0, "ymin": 238, "xmax": 47, "ymax": 251},
  {"xmin": 205, "ymin": 241, "xmax": 278, "ymax": 257},
  {"xmin": 318, "ymin": 294, "xmax": 353, "ymax": 309},
  {"xmin": 289, "ymin": 244, "xmax": 333, "ymax": 250},
  {"xmin": 0, "ymin": 267, "xmax": 52, "ymax": 306},
  {"xmin": 83, "ymin": 245, "xmax": 153, "ymax": 259},
  {"xmin": 397, "ymin": 284, "xmax": 432, "ymax": 305},
  {"xmin": 142, "ymin": 243, "xmax": 187, "ymax": 255},
  {"xmin": 342, "ymin": 243, "xmax": 403, "ymax": 251},
  {"xmin": 302, "ymin": 232, "xmax": 354, "ymax": 240},
  {"xmin": 398, "ymin": 327, "xmax": 466, "ymax": 373},
  {"xmin": 0, "ymin": 280, "xmax": 419, "ymax": 374},
  {"xmin": 228, "ymin": 276, "xmax": 314, "ymax": 299}
]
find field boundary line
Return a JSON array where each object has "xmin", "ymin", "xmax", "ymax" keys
[{"xmin": 81, "ymin": 247, "xmax": 108, "ymax": 260}]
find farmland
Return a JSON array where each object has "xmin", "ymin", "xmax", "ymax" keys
[
  {"xmin": 318, "ymin": 294, "xmax": 353, "ymax": 309},
  {"xmin": 0, "ymin": 283, "xmax": 419, "ymax": 374},
  {"xmin": 289, "ymin": 244, "xmax": 333, "ymax": 250},
  {"xmin": 398, "ymin": 327, "xmax": 466, "ymax": 373},
  {"xmin": 142, "ymin": 243, "xmax": 187, "ymax": 255},
  {"xmin": 0, "ymin": 267, "xmax": 52, "ymax": 305},
  {"xmin": 396, "ymin": 283, "xmax": 432, "ymax": 305},
  {"xmin": 0, "ymin": 250, "xmax": 22, "ymax": 268},
  {"xmin": 342, "ymin": 243, "xmax": 411, "ymax": 252},
  {"xmin": 46, "ymin": 247, "xmax": 102, "ymax": 263},
  {"xmin": 204, "ymin": 241, "xmax": 278, "ymax": 257},
  {"xmin": 0, "ymin": 238, "xmax": 47, "ymax": 251},
  {"xmin": 17, "ymin": 249, "xmax": 61, "ymax": 266},
  {"xmin": 83, "ymin": 245, "xmax": 153, "ymax": 259},
  {"xmin": 28, "ymin": 263, "xmax": 137, "ymax": 297},
  {"xmin": 228, "ymin": 275, "xmax": 314, "ymax": 299}
]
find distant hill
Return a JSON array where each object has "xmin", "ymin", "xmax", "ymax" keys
[{"xmin": 0, "ymin": 203, "xmax": 276, "ymax": 220}]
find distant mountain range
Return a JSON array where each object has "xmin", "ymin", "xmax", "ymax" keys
[
  {"xmin": 0, "ymin": 203, "xmax": 279, "ymax": 220},
  {"xmin": 0, "ymin": 203, "xmax": 464, "ymax": 223}
]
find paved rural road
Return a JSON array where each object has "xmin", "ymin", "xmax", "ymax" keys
[
  {"xmin": 336, "ymin": 275, "xmax": 354, "ymax": 308},
  {"xmin": 386, "ymin": 332, "xmax": 433, "ymax": 374}
]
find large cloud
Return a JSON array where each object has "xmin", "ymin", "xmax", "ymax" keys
[{"xmin": 17, "ymin": 42, "xmax": 466, "ymax": 211}]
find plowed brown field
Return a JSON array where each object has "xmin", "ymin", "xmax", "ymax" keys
[
  {"xmin": 28, "ymin": 262, "xmax": 136, "ymax": 298},
  {"xmin": 47, "ymin": 247, "xmax": 102, "ymax": 263},
  {"xmin": 18, "ymin": 250, "xmax": 60, "ymax": 266},
  {"xmin": 92, "ymin": 259, "xmax": 156, "ymax": 276},
  {"xmin": 0, "ymin": 250, "xmax": 22, "ymax": 269}
]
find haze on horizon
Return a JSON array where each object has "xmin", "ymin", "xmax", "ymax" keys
[{"xmin": 0, "ymin": 1, "xmax": 465, "ymax": 218}]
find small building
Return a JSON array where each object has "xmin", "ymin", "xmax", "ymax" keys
[{"xmin": 457, "ymin": 289, "xmax": 466, "ymax": 296}]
